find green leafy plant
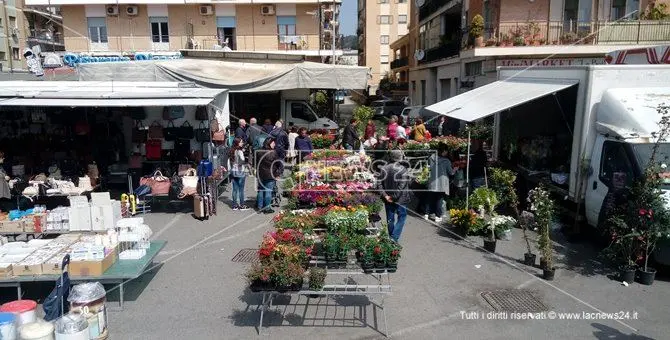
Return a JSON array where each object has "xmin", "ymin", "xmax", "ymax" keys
[
  {"xmin": 353, "ymin": 105, "xmax": 375, "ymax": 135},
  {"xmin": 470, "ymin": 14, "xmax": 484, "ymax": 38},
  {"xmin": 469, "ymin": 187, "xmax": 499, "ymax": 214},
  {"xmin": 528, "ymin": 185, "xmax": 555, "ymax": 269},
  {"xmin": 308, "ymin": 267, "xmax": 327, "ymax": 290},
  {"xmin": 642, "ymin": 2, "xmax": 670, "ymax": 19}
]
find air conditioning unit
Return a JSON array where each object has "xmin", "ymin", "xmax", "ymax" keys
[
  {"xmin": 260, "ymin": 5, "xmax": 275, "ymax": 15},
  {"xmin": 126, "ymin": 5, "xmax": 139, "ymax": 16},
  {"xmin": 106, "ymin": 5, "xmax": 119, "ymax": 16},
  {"xmin": 414, "ymin": 49, "xmax": 425, "ymax": 61},
  {"xmin": 199, "ymin": 5, "xmax": 213, "ymax": 16},
  {"xmin": 10, "ymin": 26, "xmax": 18, "ymax": 36}
]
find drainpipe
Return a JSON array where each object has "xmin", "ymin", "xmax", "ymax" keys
[{"xmin": 2, "ymin": 0, "xmax": 13, "ymax": 72}]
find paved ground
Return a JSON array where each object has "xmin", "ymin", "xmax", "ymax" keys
[{"xmin": 93, "ymin": 183, "xmax": 669, "ymax": 340}]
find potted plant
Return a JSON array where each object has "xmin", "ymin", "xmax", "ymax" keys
[
  {"xmin": 560, "ymin": 32, "xmax": 577, "ymax": 44},
  {"xmin": 308, "ymin": 267, "xmax": 327, "ymax": 291},
  {"xmin": 528, "ymin": 185, "xmax": 556, "ymax": 280},
  {"xmin": 470, "ymin": 14, "xmax": 485, "ymax": 47},
  {"xmin": 359, "ymin": 237, "xmax": 376, "ymax": 273},
  {"xmin": 246, "ymin": 262, "xmax": 272, "ymax": 292},
  {"xmin": 519, "ymin": 211, "xmax": 537, "ymax": 266},
  {"xmin": 513, "ymin": 36, "xmax": 525, "ymax": 46},
  {"xmin": 323, "ymin": 233, "xmax": 340, "ymax": 266},
  {"xmin": 492, "ymin": 215, "xmax": 516, "ymax": 241},
  {"xmin": 470, "ymin": 187, "xmax": 499, "ymax": 252},
  {"xmin": 603, "ymin": 216, "xmax": 638, "ymax": 284},
  {"xmin": 501, "ymin": 34, "xmax": 511, "ymax": 47},
  {"xmin": 386, "ymin": 241, "xmax": 402, "ymax": 272},
  {"xmin": 448, "ymin": 208, "xmax": 480, "ymax": 236},
  {"xmin": 485, "ymin": 38, "xmax": 497, "ymax": 47},
  {"xmin": 373, "ymin": 238, "xmax": 389, "ymax": 272}
]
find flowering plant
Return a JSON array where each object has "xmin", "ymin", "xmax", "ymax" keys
[
  {"xmin": 324, "ymin": 206, "xmax": 369, "ymax": 233},
  {"xmin": 245, "ymin": 257, "xmax": 305, "ymax": 287},
  {"xmin": 414, "ymin": 166, "xmax": 430, "ymax": 185},
  {"xmin": 469, "ymin": 187, "xmax": 499, "ymax": 215},
  {"xmin": 489, "ymin": 215, "xmax": 516, "ymax": 231},
  {"xmin": 428, "ymin": 136, "xmax": 468, "ymax": 152},
  {"xmin": 449, "ymin": 208, "xmax": 484, "ymax": 235},
  {"xmin": 311, "ymin": 149, "xmax": 349, "ymax": 161},
  {"xmin": 404, "ymin": 140, "xmax": 431, "ymax": 151},
  {"xmin": 528, "ymin": 185, "xmax": 555, "ymax": 268},
  {"xmin": 333, "ymin": 181, "xmax": 374, "ymax": 192},
  {"xmin": 310, "ymin": 133, "xmax": 335, "ymax": 149}
]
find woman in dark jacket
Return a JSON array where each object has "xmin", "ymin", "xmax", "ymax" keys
[
  {"xmin": 255, "ymin": 138, "xmax": 280, "ymax": 213},
  {"xmin": 294, "ymin": 127, "xmax": 314, "ymax": 162}
]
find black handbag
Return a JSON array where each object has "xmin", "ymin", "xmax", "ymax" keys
[
  {"xmin": 195, "ymin": 121, "xmax": 210, "ymax": 142},
  {"xmin": 132, "ymin": 121, "xmax": 148, "ymax": 143},
  {"xmin": 164, "ymin": 121, "xmax": 178, "ymax": 141},
  {"xmin": 195, "ymin": 106, "xmax": 209, "ymax": 121},
  {"xmin": 174, "ymin": 138, "xmax": 191, "ymax": 159},
  {"xmin": 178, "ymin": 121, "xmax": 194, "ymax": 139}
]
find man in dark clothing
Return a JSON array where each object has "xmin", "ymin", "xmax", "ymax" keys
[
  {"xmin": 342, "ymin": 119, "xmax": 359, "ymax": 150},
  {"xmin": 469, "ymin": 140, "xmax": 488, "ymax": 189},
  {"xmin": 247, "ymin": 118, "xmax": 263, "ymax": 147},
  {"xmin": 262, "ymin": 119, "xmax": 274, "ymax": 134},
  {"xmin": 235, "ymin": 119, "xmax": 248, "ymax": 141},
  {"xmin": 269, "ymin": 121, "xmax": 289, "ymax": 178},
  {"xmin": 255, "ymin": 138, "xmax": 281, "ymax": 213},
  {"xmin": 378, "ymin": 150, "xmax": 411, "ymax": 242}
]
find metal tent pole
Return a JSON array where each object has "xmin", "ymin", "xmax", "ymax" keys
[{"xmin": 465, "ymin": 128, "xmax": 471, "ymax": 210}]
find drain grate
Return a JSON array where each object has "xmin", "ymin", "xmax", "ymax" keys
[
  {"xmin": 231, "ymin": 249, "xmax": 259, "ymax": 263},
  {"xmin": 481, "ymin": 290, "xmax": 547, "ymax": 312}
]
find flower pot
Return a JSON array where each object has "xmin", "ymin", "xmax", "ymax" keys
[
  {"xmin": 483, "ymin": 239, "xmax": 497, "ymax": 252},
  {"xmin": 250, "ymin": 279, "xmax": 271, "ymax": 292},
  {"xmin": 540, "ymin": 257, "xmax": 547, "ymax": 270},
  {"xmin": 361, "ymin": 261, "xmax": 374, "ymax": 273},
  {"xmin": 290, "ymin": 280, "xmax": 304, "ymax": 291},
  {"xmin": 619, "ymin": 266, "xmax": 637, "ymax": 284},
  {"xmin": 369, "ymin": 213, "xmax": 382, "ymax": 223},
  {"xmin": 543, "ymin": 267, "xmax": 556, "ymax": 280},
  {"xmin": 636, "ymin": 267, "xmax": 657, "ymax": 285},
  {"xmin": 523, "ymin": 253, "xmax": 536, "ymax": 266},
  {"xmin": 474, "ymin": 36, "xmax": 484, "ymax": 47},
  {"xmin": 496, "ymin": 229, "xmax": 512, "ymax": 241},
  {"xmin": 386, "ymin": 261, "xmax": 398, "ymax": 273},
  {"xmin": 375, "ymin": 261, "xmax": 386, "ymax": 272}
]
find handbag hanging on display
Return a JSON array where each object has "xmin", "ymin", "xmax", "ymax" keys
[
  {"xmin": 211, "ymin": 119, "xmax": 225, "ymax": 142},
  {"xmin": 146, "ymin": 139, "xmax": 162, "ymax": 160},
  {"xmin": 132, "ymin": 121, "xmax": 148, "ymax": 143},
  {"xmin": 148, "ymin": 121, "xmax": 164, "ymax": 139},
  {"xmin": 174, "ymin": 138, "xmax": 191, "ymax": 160},
  {"xmin": 195, "ymin": 106, "xmax": 209, "ymax": 121},
  {"xmin": 164, "ymin": 121, "xmax": 178, "ymax": 141},
  {"xmin": 162, "ymin": 106, "xmax": 186, "ymax": 120},
  {"xmin": 178, "ymin": 121, "xmax": 194, "ymax": 139},
  {"xmin": 195, "ymin": 121, "xmax": 210, "ymax": 142}
]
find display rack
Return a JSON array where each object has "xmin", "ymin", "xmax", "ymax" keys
[{"xmin": 255, "ymin": 268, "xmax": 392, "ymax": 337}]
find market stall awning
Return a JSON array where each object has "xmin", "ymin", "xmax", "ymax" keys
[
  {"xmin": 76, "ymin": 59, "xmax": 369, "ymax": 92},
  {"xmin": 425, "ymin": 79, "xmax": 579, "ymax": 122},
  {"xmin": 0, "ymin": 81, "xmax": 226, "ymax": 107}
]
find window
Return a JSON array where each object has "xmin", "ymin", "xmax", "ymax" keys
[
  {"xmin": 291, "ymin": 103, "xmax": 316, "ymax": 122},
  {"xmin": 8, "ymin": 16, "xmax": 15, "ymax": 28},
  {"xmin": 381, "ymin": 55, "xmax": 389, "ymax": 64},
  {"xmin": 87, "ymin": 17, "xmax": 108, "ymax": 43},
  {"xmin": 378, "ymin": 15, "xmax": 392, "ymax": 24},
  {"xmin": 397, "ymin": 0, "xmax": 407, "ymax": 3},
  {"xmin": 277, "ymin": 16, "xmax": 296, "ymax": 43},
  {"xmin": 465, "ymin": 61, "xmax": 483, "ymax": 76},
  {"xmin": 150, "ymin": 17, "xmax": 169, "ymax": 43},
  {"xmin": 216, "ymin": 16, "xmax": 236, "ymax": 50},
  {"xmin": 611, "ymin": 0, "xmax": 639, "ymax": 20},
  {"xmin": 378, "ymin": 0, "xmax": 389, "ymax": 3},
  {"xmin": 11, "ymin": 48, "xmax": 19, "ymax": 60},
  {"xmin": 380, "ymin": 35, "xmax": 389, "ymax": 44},
  {"xmin": 398, "ymin": 15, "xmax": 407, "ymax": 24},
  {"xmin": 600, "ymin": 141, "xmax": 634, "ymax": 187},
  {"xmin": 0, "ymin": 52, "xmax": 5, "ymax": 60},
  {"xmin": 420, "ymin": 80, "xmax": 426, "ymax": 105}
]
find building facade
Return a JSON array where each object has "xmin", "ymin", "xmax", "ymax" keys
[
  {"xmin": 394, "ymin": 0, "xmax": 670, "ymax": 107},
  {"xmin": 24, "ymin": 0, "xmax": 341, "ymax": 58},
  {"xmin": 358, "ymin": 0, "xmax": 409, "ymax": 94},
  {"xmin": 0, "ymin": 0, "xmax": 32, "ymax": 71}
]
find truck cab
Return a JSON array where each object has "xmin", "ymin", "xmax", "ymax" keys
[{"xmin": 281, "ymin": 89, "xmax": 339, "ymax": 133}]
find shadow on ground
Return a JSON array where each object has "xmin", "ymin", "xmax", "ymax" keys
[{"xmin": 591, "ymin": 323, "xmax": 654, "ymax": 339}]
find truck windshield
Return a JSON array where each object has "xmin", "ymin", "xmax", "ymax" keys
[{"xmin": 633, "ymin": 143, "xmax": 670, "ymax": 185}]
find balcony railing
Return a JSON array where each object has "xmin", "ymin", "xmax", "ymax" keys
[
  {"xmin": 419, "ymin": 0, "xmax": 459, "ymax": 22},
  {"xmin": 28, "ymin": 29, "xmax": 64, "ymax": 45},
  {"xmin": 483, "ymin": 20, "xmax": 670, "ymax": 46},
  {"xmin": 390, "ymin": 56, "xmax": 408, "ymax": 69},
  {"xmin": 418, "ymin": 40, "xmax": 460, "ymax": 64}
]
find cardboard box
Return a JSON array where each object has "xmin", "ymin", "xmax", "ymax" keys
[
  {"xmin": 13, "ymin": 263, "xmax": 43, "ymax": 276},
  {"xmin": 0, "ymin": 220, "xmax": 25, "ymax": 233},
  {"xmin": 0, "ymin": 263, "xmax": 13, "ymax": 278},
  {"xmin": 27, "ymin": 214, "xmax": 46, "ymax": 233},
  {"xmin": 69, "ymin": 247, "xmax": 117, "ymax": 277},
  {"xmin": 42, "ymin": 259, "xmax": 65, "ymax": 275}
]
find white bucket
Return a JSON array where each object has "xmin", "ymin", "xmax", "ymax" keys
[
  {"xmin": 0, "ymin": 301, "xmax": 37, "ymax": 325},
  {"xmin": 0, "ymin": 312, "xmax": 17, "ymax": 340},
  {"xmin": 54, "ymin": 313, "xmax": 89, "ymax": 340},
  {"xmin": 19, "ymin": 320, "xmax": 54, "ymax": 340}
]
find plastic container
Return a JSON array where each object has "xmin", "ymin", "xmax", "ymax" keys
[
  {"xmin": 54, "ymin": 314, "xmax": 88, "ymax": 340},
  {"xmin": 18, "ymin": 320, "xmax": 54, "ymax": 340},
  {"xmin": 0, "ymin": 300, "xmax": 37, "ymax": 325},
  {"xmin": 68, "ymin": 283, "xmax": 107, "ymax": 339},
  {"xmin": 0, "ymin": 312, "xmax": 17, "ymax": 340}
]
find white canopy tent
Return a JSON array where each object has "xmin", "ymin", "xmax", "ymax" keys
[
  {"xmin": 76, "ymin": 59, "xmax": 369, "ymax": 92},
  {"xmin": 425, "ymin": 78, "xmax": 579, "ymax": 208}
]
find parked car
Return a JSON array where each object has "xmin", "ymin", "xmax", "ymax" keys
[
  {"xmin": 371, "ymin": 99, "xmax": 405, "ymax": 118},
  {"xmin": 400, "ymin": 105, "xmax": 444, "ymax": 133},
  {"xmin": 335, "ymin": 90, "xmax": 346, "ymax": 104}
]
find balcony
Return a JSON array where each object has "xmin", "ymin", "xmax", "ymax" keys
[
  {"xmin": 419, "ymin": 0, "xmax": 460, "ymax": 22},
  {"xmin": 418, "ymin": 40, "xmax": 460, "ymax": 65},
  {"xmin": 390, "ymin": 56, "xmax": 408, "ymax": 69},
  {"xmin": 28, "ymin": 29, "xmax": 64, "ymax": 46},
  {"xmin": 482, "ymin": 20, "xmax": 670, "ymax": 47}
]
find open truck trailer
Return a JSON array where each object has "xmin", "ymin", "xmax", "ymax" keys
[{"xmin": 427, "ymin": 65, "xmax": 670, "ymax": 264}]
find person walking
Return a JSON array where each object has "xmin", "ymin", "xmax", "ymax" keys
[
  {"xmin": 437, "ymin": 116, "xmax": 448, "ymax": 137},
  {"xmin": 342, "ymin": 119, "xmax": 359, "ymax": 150},
  {"xmin": 247, "ymin": 118, "xmax": 263, "ymax": 148},
  {"xmin": 424, "ymin": 144, "xmax": 459, "ymax": 223},
  {"xmin": 235, "ymin": 119, "xmax": 248, "ymax": 141},
  {"xmin": 386, "ymin": 115, "xmax": 399, "ymax": 141},
  {"xmin": 364, "ymin": 120, "xmax": 376, "ymax": 141},
  {"xmin": 229, "ymin": 137, "xmax": 249, "ymax": 211},
  {"xmin": 378, "ymin": 150, "xmax": 411, "ymax": 242},
  {"xmin": 255, "ymin": 138, "xmax": 280, "ymax": 213},
  {"xmin": 295, "ymin": 127, "xmax": 314, "ymax": 162},
  {"xmin": 469, "ymin": 140, "xmax": 488, "ymax": 189},
  {"xmin": 411, "ymin": 118, "xmax": 427, "ymax": 142},
  {"xmin": 287, "ymin": 126, "xmax": 299, "ymax": 165},
  {"xmin": 396, "ymin": 121, "xmax": 408, "ymax": 140},
  {"xmin": 262, "ymin": 119, "xmax": 274, "ymax": 134}
]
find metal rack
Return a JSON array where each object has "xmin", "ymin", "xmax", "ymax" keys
[{"xmin": 256, "ymin": 267, "xmax": 392, "ymax": 337}]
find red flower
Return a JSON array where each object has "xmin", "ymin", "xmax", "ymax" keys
[
  {"xmin": 648, "ymin": 209, "xmax": 654, "ymax": 217},
  {"xmin": 305, "ymin": 247, "xmax": 313, "ymax": 255},
  {"xmin": 261, "ymin": 275, "xmax": 269, "ymax": 281},
  {"xmin": 373, "ymin": 246, "xmax": 381, "ymax": 254},
  {"xmin": 639, "ymin": 209, "xmax": 647, "ymax": 216},
  {"xmin": 391, "ymin": 250, "xmax": 399, "ymax": 256}
]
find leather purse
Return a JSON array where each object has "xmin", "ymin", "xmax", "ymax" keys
[
  {"xmin": 163, "ymin": 106, "xmax": 185, "ymax": 120},
  {"xmin": 178, "ymin": 121, "xmax": 194, "ymax": 139},
  {"xmin": 146, "ymin": 139, "xmax": 162, "ymax": 160},
  {"xmin": 132, "ymin": 121, "xmax": 147, "ymax": 143},
  {"xmin": 148, "ymin": 121, "xmax": 164, "ymax": 139},
  {"xmin": 195, "ymin": 121, "xmax": 209, "ymax": 142},
  {"xmin": 195, "ymin": 106, "xmax": 209, "ymax": 120},
  {"xmin": 145, "ymin": 170, "xmax": 171, "ymax": 195},
  {"xmin": 164, "ymin": 121, "xmax": 178, "ymax": 141}
]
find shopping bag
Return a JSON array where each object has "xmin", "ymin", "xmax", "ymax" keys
[
  {"xmin": 146, "ymin": 139, "xmax": 162, "ymax": 160},
  {"xmin": 195, "ymin": 106, "xmax": 209, "ymax": 120},
  {"xmin": 182, "ymin": 168, "xmax": 199, "ymax": 188},
  {"xmin": 195, "ymin": 121, "xmax": 210, "ymax": 142},
  {"xmin": 162, "ymin": 106, "xmax": 185, "ymax": 120},
  {"xmin": 164, "ymin": 121, "xmax": 178, "ymax": 141},
  {"xmin": 132, "ymin": 121, "xmax": 148, "ymax": 143},
  {"xmin": 148, "ymin": 121, "xmax": 164, "ymax": 139},
  {"xmin": 178, "ymin": 121, "xmax": 194, "ymax": 139},
  {"xmin": 149, "ymin": 170, "xmax": 170, "ymax": 195}
]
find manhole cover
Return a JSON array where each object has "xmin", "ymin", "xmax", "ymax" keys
[
  {"xmin": 231, "ymin": 249, "xmax": 259, "ymax": 263},
  {"xmin": 481, "ymin": 290, "xmax": 547, "ymax": 312}
]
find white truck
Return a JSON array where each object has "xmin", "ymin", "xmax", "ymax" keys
[{"xmin": 229, "ymin": 89, "xmax": 339, "ymax": 133}]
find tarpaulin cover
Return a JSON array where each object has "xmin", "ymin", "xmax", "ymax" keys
[{"xmin": 77, "ymin": 59, "xmax": 369, "ymax": 92}]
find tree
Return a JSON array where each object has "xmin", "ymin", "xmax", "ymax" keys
[{"xmin": 341, "ymin": 35, "xmax": 359, "ymax": 50}]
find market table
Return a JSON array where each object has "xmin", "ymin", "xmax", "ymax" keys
[{"xmin": 0, "ymin": 240, "xmax": 166, "ymax": 311}]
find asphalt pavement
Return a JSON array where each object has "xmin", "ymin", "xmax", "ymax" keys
[{"xmin": 98, "ymin": 183, "xmax": 669, "ymax": 340}]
